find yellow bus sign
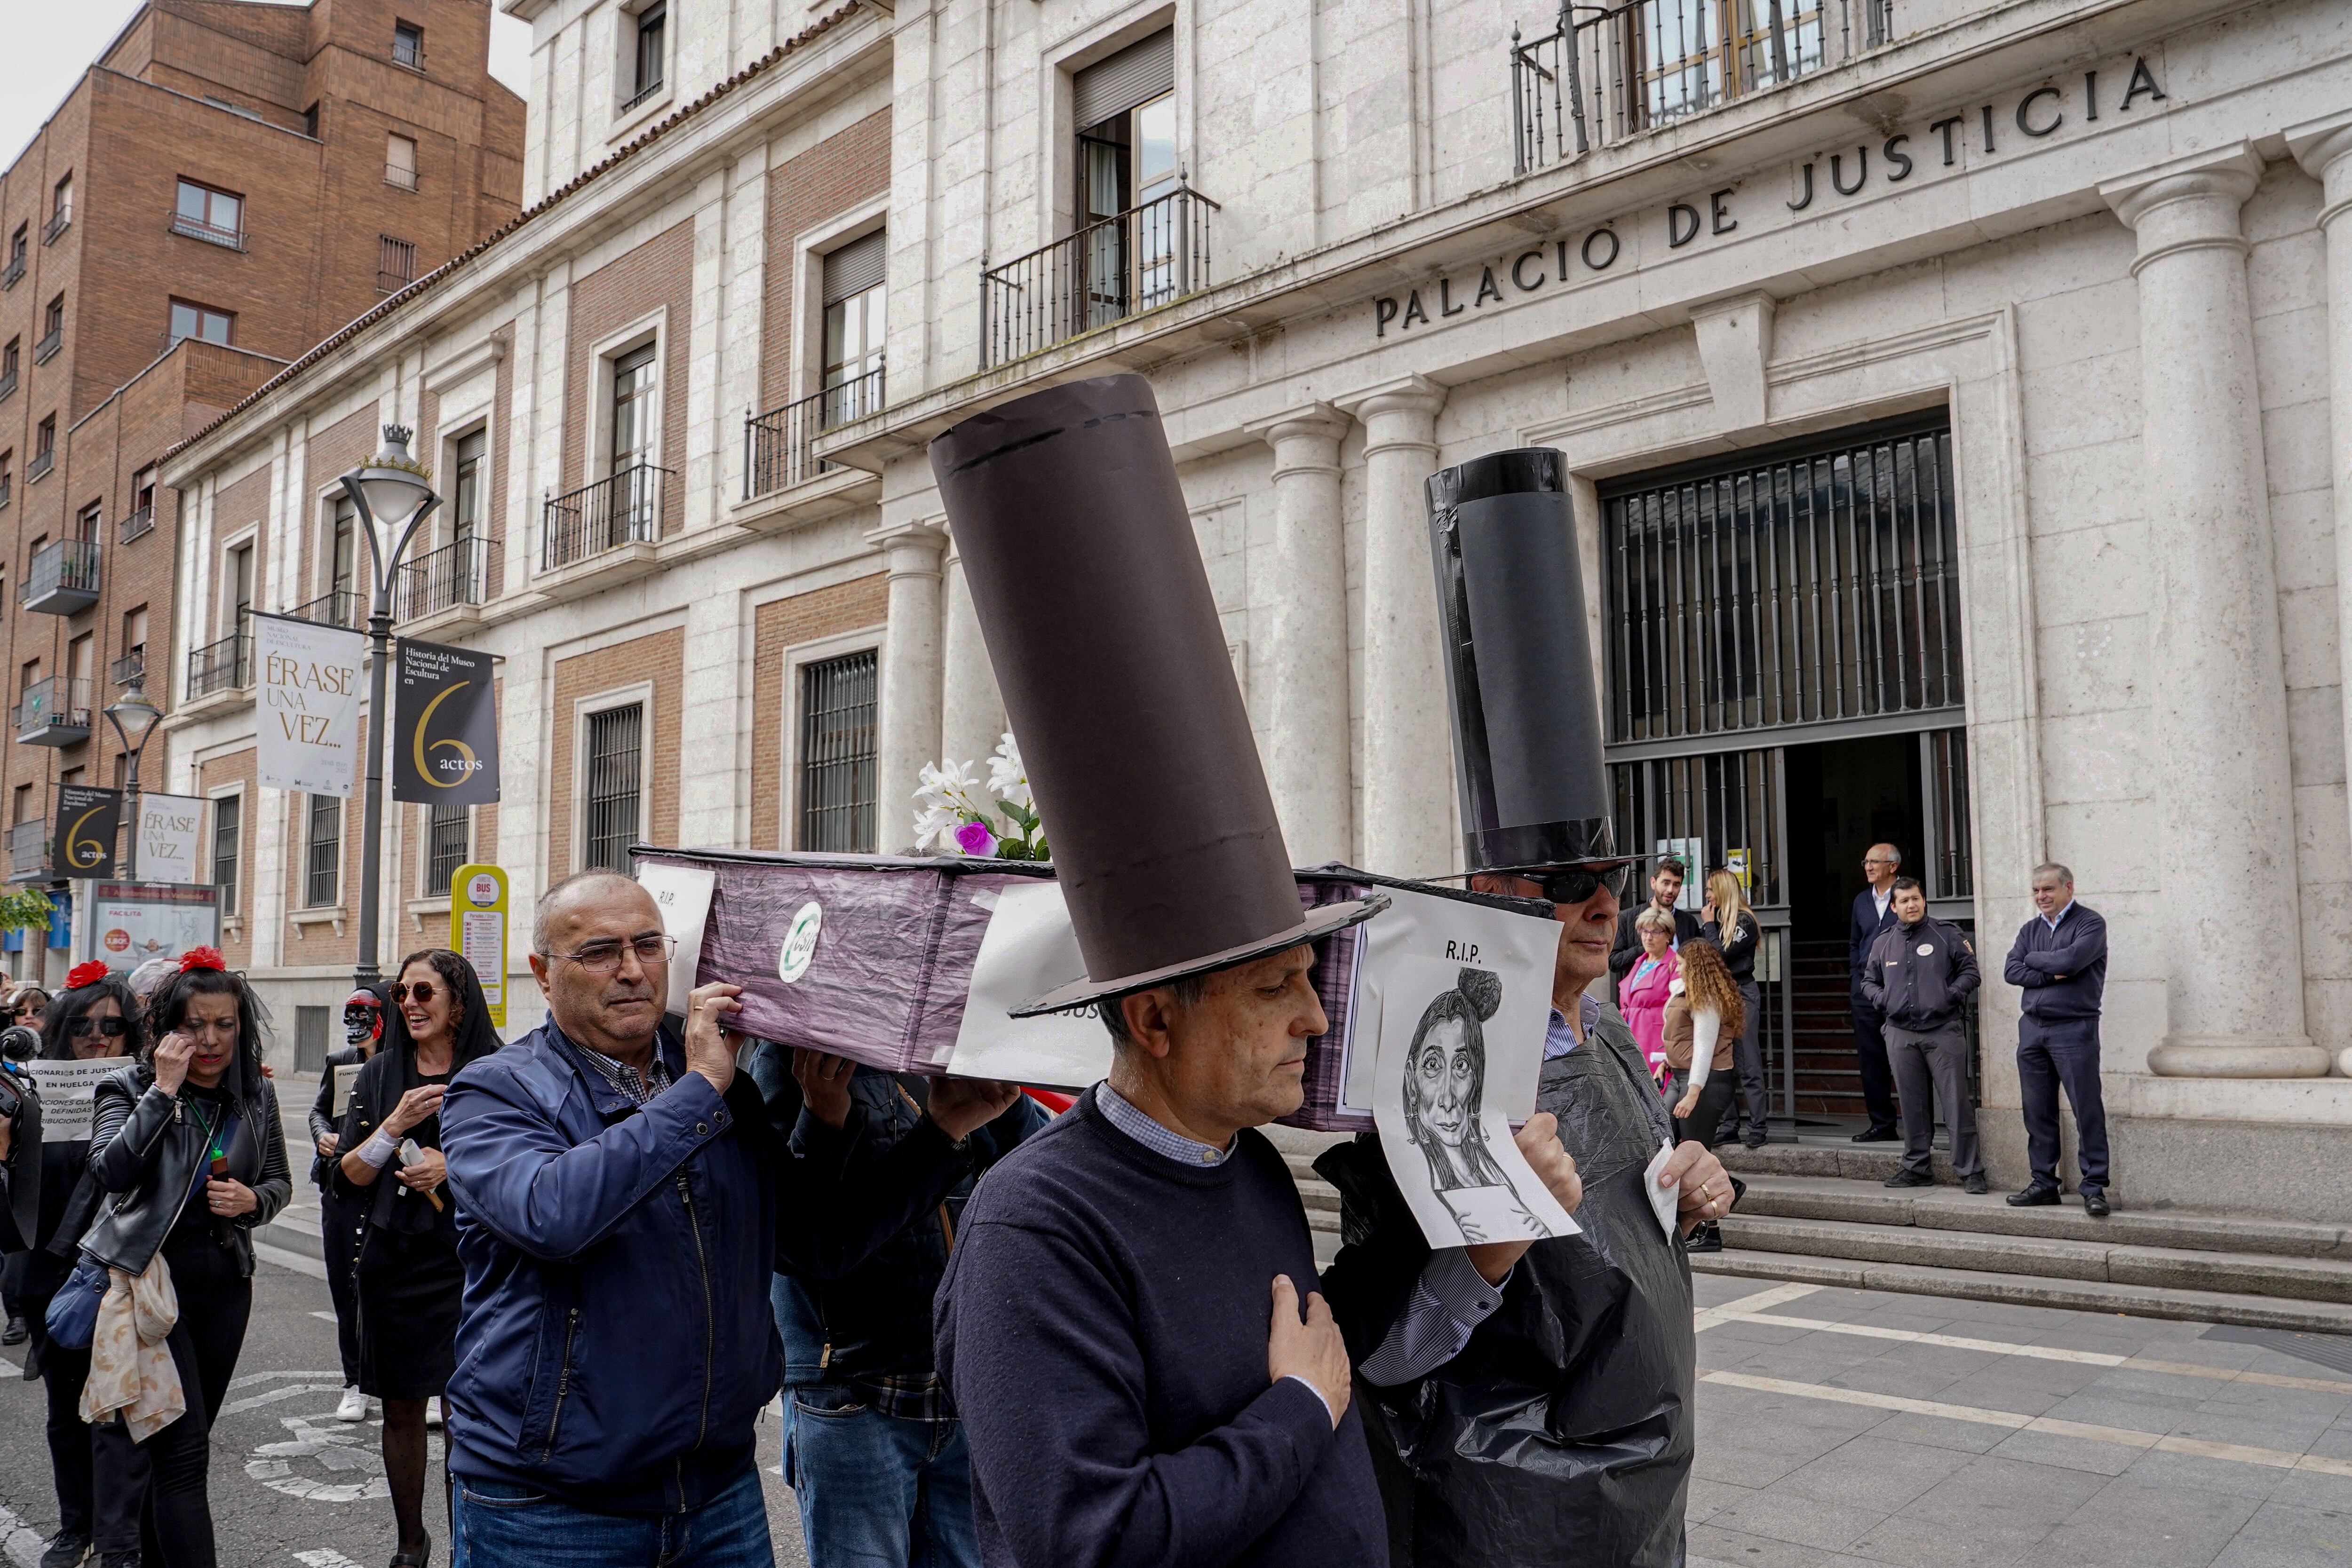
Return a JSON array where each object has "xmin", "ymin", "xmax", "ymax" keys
[{"xmin": 451, "ymin": 863, "xmax": 509, "ymax": 1031}]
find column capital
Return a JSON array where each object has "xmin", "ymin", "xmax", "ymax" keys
[
  {"xmin": 2288, "ymin": 113, "xmax": 2352, "ymax": 228},
  {"xmin": 1246, "ymin": 402, "xmax": 1347, "ymax": 477},
  {"xmin": 2099, "ymin": 143, "xmax": 2264, "ymax": 265},
  {"xmin": 866, "ymin": 515, "xmax": 947, "ymax": 576},
  {"xmin": 1335, "ymin": 373, "xmax": 1446, "ymax": 425}
]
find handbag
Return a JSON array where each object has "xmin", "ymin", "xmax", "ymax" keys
[{"xmin": 43, "ymin": 1253, "xmax": 110, "ymax": 1351}]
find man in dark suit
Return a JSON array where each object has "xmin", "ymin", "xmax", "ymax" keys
[
  {"xmin": 1846, "ymin": 843, "xmax": 1904, "ymax": 1141},
  {"xmin": 2002, "ymin": 862, "xmax": 2112, "ymax": 1216},
  {"xmin": 1609, "ymin": 856, "xmax": 1703, "ymax": 989}
]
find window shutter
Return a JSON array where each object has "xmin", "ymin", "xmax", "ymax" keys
[
  {"xmin": 1073, "ymin": 30, "xmax": 1174, "ymax": 130},
  {"xmin": 821, "ymin": 231, "xmax": 887, "ymax": 306}
]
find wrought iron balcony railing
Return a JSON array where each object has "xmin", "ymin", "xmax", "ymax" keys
[
  {"xmin": 0, "ymin": 478, "xmax": 12, "ymax": 510},
  {"xmin": 119, "ymin": 504, "xmax": 154, "ymax": 543},
  {"xmin": 33, "ymin": 328, "xmax": 60, "ymax": 364},
  {"xmin": 8, "ymin": 820, "xmax": 51, "ymax": 882},
  {"xmin": 543, "ymin": 464, "xmax": 668, "ymax": 571},
  {"xmin": 13, "ymin": 677, "xmax": 92, "ymax": 744},
  {"xmin": 0, "ymin": 369, "xmax": 16, "ymax": 404},
  {"xmin": 286, "ymin": 588, "xmax": 364, "ymax": 628},
  {"xmin": 980, "ymin": 185, "xmax": 1218, "ymax": 369},
  {"xmin": 399, "ymin": 535, "xmax": 500, "ymax": 619},
  {"xmin": 1511, "ymin": 0, "xmax": 1887, "ymax": 175},
  {"xmin": 42, "ymin": 209, "xmax": 69, "ymax": 245},
  {"xmin": 26, "ymin": 450, "xmax": 52, "ymax": 483},
  {"xmin": 169, "ymin": 212, "xmax": 245, "ymax": 250},
  {"xmin": 22, "ymin": 538, "xmax": 100, "ymax": 615},
  {"xmin": 110, "ymin": 648, "xmax": 145, "ymax": 687},
  {"xmin": 0, "ymin": 254, "xmax": 20, "ymax": 289},
  {"xmin": 745, "ymin": 367, "xmax": 884, "ymax": 499},
  {"xmin": 387, "ymin": 163, "xmax": 418, "ymax": 191},
  {"xmin": 187, "ymin": 620, "xmax": 251, "ymax": 699}
]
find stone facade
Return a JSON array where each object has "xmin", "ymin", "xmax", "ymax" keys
[{"xmin": 159, "ymin": 0, "xmax": 2352, "ymax": 1219}]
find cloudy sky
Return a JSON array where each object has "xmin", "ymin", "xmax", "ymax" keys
[{"xmin": 3, "ymin": 1, "xmax": 534, "ymax": 171}]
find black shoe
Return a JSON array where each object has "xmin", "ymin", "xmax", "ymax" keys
[
  {"xmin": 2, "ymin": 1313, "xmax": 25, "ymax": 1346},
  {"xmin": 1883, "ymin": 1169, "xmax": 1935, "ymax": 1188},
  {"xmin": 40, "ymin": 1530, "xmax": 90, "ymax": 1568},
  {"xmin": 2083, "ymin": 1190, "xmax": 2111, "ymax": 1218},
  {"xmin": 1685, "ymin": 1221, "xmax": 1724, "ymax": 1254},
  {"xmin": 2008, "ymin": 1185, "xmax": 2060, "ymax": 1207},
  {"xmin": 1743, "ymin": 1132, "xmax": 1768, "ymax": 1148},
  {"xmin": 1963, "ymin": 1173, "xmax": 1988, "ymax": 1195},
  {"xmin": 391, "ymin": 1535, "xmax": 433, "ymax": 1568},
  {"xmin": 1851, "ymin": 1127, "xmax": 1900, "ymax": 1143}
]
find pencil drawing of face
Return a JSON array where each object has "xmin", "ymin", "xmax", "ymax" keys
[{"xmin": 1402, "ymin": 967, "xmax": 1508, "ymax": 1193}]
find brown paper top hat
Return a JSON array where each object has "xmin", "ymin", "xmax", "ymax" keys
[
  {"xmin": 1427, "ymin": 447, "xmax": 1637, "ymax": 876},
  {"xmin": 930, "ymin": 374, "xmax": 1384, "ymax": 1015}
]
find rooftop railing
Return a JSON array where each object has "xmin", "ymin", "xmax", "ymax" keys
[
  {"xmin": 745, "ymin": 367, "xmax": 884, "ymax": 499},
  {"xmin": 980, "ymin": 184, "xmax": 1217, "ymax": 369},
  {"xmin": 542, "ymin": 464, "xmax": 669, "ymax": 571}
]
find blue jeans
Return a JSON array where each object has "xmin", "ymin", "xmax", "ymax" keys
[
  {"xmin": 452, "ymin": 1467, "xmax": 773, "ymax": 1568},
  {"xmin": 788, "ymin": 1386, "xmax": 978, "ymax": 1568}
]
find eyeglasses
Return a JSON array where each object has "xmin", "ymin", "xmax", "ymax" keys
[
  {"xmin": 66, "ymin": 1016, "xmax": 128, "ymax": 1038},
  {"xmin": 389, "ymin": 982, "xmax": 438, "ymax": 1005},
  {"xmin": 1526, "ymin": 863, "xmax": 1635, "ymax": 904},
  {"xmin": 550, "ymin": 934, "xmax": 676, "ymax": 975}
]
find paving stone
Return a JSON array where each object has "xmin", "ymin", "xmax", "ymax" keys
[
  {"xmin": 2033, "ymin": 1472, "xmax": 2262, "ymax": 1567},
  {"xmin": 1686, "ymin": 1475, "xmax": 1759, "ymax": 1524},
  {"xmin": 1983, "ymin": 1425, "xmax": 2142, "ymax": 1477},
  {"xmin": 2208, "ymin": 1499, "xmax": 2352, "ymax": 1567},
  {"xmin": 1704, "ymin": 1487, "xmax": 1888, "ymax": 1552},
  {"xmin": 2125, "ymin": 1445, "xmax": 2293, "ymax": 1505},
  {"xmin": 1773, "ymin": 1435, "xmax": 1967, "ymax": 1513}
]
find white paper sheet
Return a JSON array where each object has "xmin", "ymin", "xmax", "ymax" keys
[
  {"xmin": 30, "ymin": 1056, "xmax": 132, "ymax": 1141},
  {"xmin": 1370, "ymin": 953, "xmax": 1577, "ymax": 1249},
  {"xmin": 1642, "ymin": 1140, "xmax": 1679, "ymax": 1240},
  {"xmin": 333, "ymin": 1061, "xmax": 366, "ymax": 1118},
  {"xmin": 941, "ymin": 881, "xmax": 1113, "ymax": 1089},
  {"xmin": 1346, "ymin": 886, "xmax": 1561, "ymax": 1123},
  {"xmin": 636, "ymin": 861, "xmax": 716, "ymax": 1018}
]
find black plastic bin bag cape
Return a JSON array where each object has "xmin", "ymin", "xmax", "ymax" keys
[{"xmin": 1316, "ymin": 1008, "xmax": 1696, "ymax": 1568}]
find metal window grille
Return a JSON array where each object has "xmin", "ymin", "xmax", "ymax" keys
[
  {"xmin": 296, "ymin": 1007, "xmax": 329, "ymax": 1074},
  {"xmin": 379, "ymin": 235, "xmax": 415, "ymax": 293},
  {"xmin": 1602, "ymin": 418, "xmax": 1960, "ymax": 745},
  {"xmin": 212, "ymin": 793, "xmax": 240, "ymax": 914},
  {"xmin": 305, "ymin": 793, "xmax": 342, "ymax": 908},
  {"xmin": 1610, "ymin": 746, "xmax": 1785, "ymax": 907},
  {"xmin": 798, "ymin": 652, "xmax": 877, "ymax": 852},
  {"xmin": 427, "ymin": 800, "xmax": 469, "ymax": 895},
  {"xmin": 1923, "ymin": 726, "xmax": 1973, "ymax": 900},
  {"xmin": 582, "ymin": 704, "xmax": 643, "ymax": 871}
]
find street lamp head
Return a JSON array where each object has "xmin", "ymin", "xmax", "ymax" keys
[
  {"xmin": 347, "ymin": 423, "xmax": 437, "ymax": 529},
  {"xmin": 103, "ymin": 673, "xmax": 162, "ymax": 752}
]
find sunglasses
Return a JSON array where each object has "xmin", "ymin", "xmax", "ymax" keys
[
  {"xmin": 67, "ymin": 1016, "xmax": 128, "ymax": 1038},
  {"xmin": 1520, "ymin": 863, "xmax": 1637, "ymax": 904},
  {"xmin": 389, "ymin": 982, "xmax": 439, "ymax": 1005}
]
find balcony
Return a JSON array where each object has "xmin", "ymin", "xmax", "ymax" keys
[
  {"xmin": 543, "ymin": 464, "xmax": 667, "ymax": 572},
  {"xmin": 8, "ymin": 821, "xmax": 52, "ymax": 883},
  {"xmin": 386, "ymin": 164, "xmax": 418, "ymax": 191},
  {"xmin": 110, "ymin": 648, "xmax": 145, "ymax": 688},
  {"xmin": 393, "ymin": 36, "xmax": 426, "ymax": 70},
  {"xmin": 169, "ymin": 212, "xmax": 245, "ymax": 251},
  {"xmin": 14, "ymin": 676, "xmax": 91, "ymax": 746},
  {"xmin": 286, "ymin": 587, "xmax": 364, "ymax": 628},
  {"xmin": 1510, "ymin": 0, "xmax": 1885, "ymax": 175},
  {"xmin": 22, "ymin": 538, "xmax": 99, "ymax": 615},
  {"xmin": 979, "ymin": 185, "xmax": 1218, "ymax": 369},
  {"xmin": 26, "ymin": 450, "xmax": 52, "ymax": 483},
  {"xmin": 33, "ymin": 328, "xmax": 59, "ymax": 364},
  {"xmin": 119, "ymin": 504, "xmax": 153, "ymax": 543},
  {"xmin": 0, "ymin": 254, "xmax": 20, "ymax": 289},
  {"xmin": 42, "ymin": 210, "xmax": 69, "ymax": 245},
  {"xmin": 398, "ymin": 535, "xmax": 499, "ymax": 623},
  {"xmin": 746, "ymin": 367, "xmax": 884, "ymax": 499},
  {"xmin": 186, "ymin": 623, "xmax": 251, "ymax": 702}
]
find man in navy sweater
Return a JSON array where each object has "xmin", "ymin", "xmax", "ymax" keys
[{"xmin": 2002, "ymin": 862, "xmax": 2112, "ymax": 1215}]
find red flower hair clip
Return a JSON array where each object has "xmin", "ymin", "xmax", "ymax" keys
[
  {"xmin": 66, "ymin": 960, "xmax": 110, "ymax": 990},
  {"xmin": 178, "ymin": 946, "xmax": 227, "ymax": 974}
]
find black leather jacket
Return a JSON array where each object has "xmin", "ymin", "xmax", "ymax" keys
[{"xmin": 80, "ymin": 1063, "xmax": 291, "ymax": 1277}]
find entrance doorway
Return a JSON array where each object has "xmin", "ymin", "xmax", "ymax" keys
[{"xmin": 1783, "ymin": 733, "xmax": 1922, "ymax": 941}]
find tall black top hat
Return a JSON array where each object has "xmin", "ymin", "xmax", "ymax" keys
[
  {"xmin": 1427, "ymin": 448, "xmax": 1634, "ymax": 874},
  {"xmin": 930, "ymin": 375, "xmax": 1384, "ymax": 1015}
]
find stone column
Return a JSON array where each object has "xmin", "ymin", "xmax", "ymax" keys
[
  {"xmin": 1247, "ymin": 404, "xmax": 1352, "ymax": 865},
  {"xmin": 2101, "ymin": 146, "xmax": 2325, "ymax": 1077},
  {"xmin": 938, "ymin": 533, "xmax": 1007, "ymax": 772},
  {"xmin": 1338, "ymin": 376, "xmax": 1452, "ymax": 877},
  {"xmin": 869, "ymin": 518, "xmax": 946, "ymax": 854}
]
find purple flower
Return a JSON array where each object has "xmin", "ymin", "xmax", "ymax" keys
[{"xmin": 954, "ymin": 820, "xmax": 998, "ymax": 858}]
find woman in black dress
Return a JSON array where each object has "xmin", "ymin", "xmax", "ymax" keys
[
  {"xmin": 310, "ymin": 983, "xmax": 387, "ymax": 1423},
  {"xmin": 337, "ymin": 949, "xmax": 498, "ymax": 1568}
]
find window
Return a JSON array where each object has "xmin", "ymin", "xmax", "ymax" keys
[
  {"xmin": 581, "ymin": 704, "xmax": 643, "ymax": 871},
  {"xmin": 378, "ymin": 234, "xmax": 415, "ymax": 293},
  {"xmin": 74, "ymin": 501, "xmax": 98, "ymax": 542},
  {"xmin": 0, "ymin": 338, "xmax": 15, "ymax": 400},
  {"xmin": 2, "ymin": 224, "xmax": 23, "ymax": 286},
  {"xmin": 31, "ymin": 416, "xmax": 54, "ymax": 481},
  {"xmin": 211, "ymin": 793, "xmax": 241, "ymax": 914},
  {"xmin": 453, "ymin": 429, "xmax": 486, "ymax": 542},
  {"xmin": 820, "ymin": 232, "xmax": 886, "ymax": 427},
  {"xmin": 625, "ymin": 0, "xmax": 667, "ymax": 110},
  {"xmin": 168, "ymin": 299, "xmax": 233, "ymax": 347},
  {"xmin": 610, "ymin": 342, "xmax": 658, "ymax": 474},
  {"xmin": 303, "ymin": 102, "xmax": 320, "ymax": 139},
  {"xmin": 12, "ymin": 784, "xmax": 32, "ymax": 826},
  {"xmin": 304, "ymin": 793, "xmax": 342, "ymax": 907},
  {"xmin": 121, "ymin": 606, "xmax": 148, "ymax": 680},
  {"xmin": 329, "ymin": 495, "xmax": 358, "ymax": 611},
  {"xmin": 392, "ymin": 21, "xmax": 424, "ymax": 69},
  {"xmin": 1074, "ymin": 31, "xmax": 1179, "ymax": 328},
  {"xmin": 173, "ymin": 180, "xmax": 244, "ymax": 247},
  {"xmin": 36, "ymin": 295, "xmax": 62, "ymax": 360},
  {"xmin": 387, "ymin": 134, "xmax": 419, "ymax": 190},
  {"xmin": 426, "ymin": 800, "xmax": 469, "ymax": 895},
  {"xmin": 44, "ymin": 175, "xmax": 71, "ymax": 242},
  {"xmin": 125, "ymin": 465, "xmax": 157, "ymax": 539},
  {"xmin": 0, "ymin": 451, "xmax": 13, "ymax": 508},
  {"xmin": 225, "ymin": 540, "xmax": 254, "ymax": 632},
  {"xmin": 69, "ymin": 634, "xmax": 93, "ymax": 691},
  {"xmin": 798, "ymin": 650, "xmax": 878, "ymax": 851}
]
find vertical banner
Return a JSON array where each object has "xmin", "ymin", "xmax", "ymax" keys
[
  {"xmin": 54, "ymin": 785, "xmax": 123, "ymax": 880},
  {"xmin": 135, "ymin": 793, "xmax": 207, "ymax": 885},
  {"xmin": 254, "ymin": 610, "xmax": 366, "ymax": 796},
  {"xmin": 450, "ymin": 863, "xmax": 509, "ymax": 1030},
  {"xmin": 393, "ymin": 638, "xmax": 500, "ymax": 805}
]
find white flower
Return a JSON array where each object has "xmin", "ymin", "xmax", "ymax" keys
[
  {"xmin": 912, "ymin": 758, "xmax": 990, "ymax": 852},
  {"xmin": 986, "ymin": 733, "xmax": 1033, "ymax": 814}
]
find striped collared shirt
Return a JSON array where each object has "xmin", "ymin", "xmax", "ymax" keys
[{"xmin": 572, "ymin": 1038, "xmax": 675, "ymax": 1105}]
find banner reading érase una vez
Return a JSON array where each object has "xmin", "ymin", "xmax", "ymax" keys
[{"xmin": 255, "ymin": 611, "xmax": 365, "ymax": 797}]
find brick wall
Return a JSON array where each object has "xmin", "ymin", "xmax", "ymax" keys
[
  {"xmin": 749, "ymin": 575, "xmax": 885, "ymax": 850},
  {"xmin": 199, "ymin": 748, "xmax": 256, "ymax": 971},
  {"xmin": 562, "ymin": 221, "xmax": 694, "ymax": 533},
  {"xmin": 548, "ymin": 629, "xmax": 683, "ymax": 874},
  {"xmin": 759, "ymin": 111, "xmax": 891, "ymax": 413}
]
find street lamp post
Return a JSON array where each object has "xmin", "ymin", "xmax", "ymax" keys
[
  {"xmin": 102, "ymin": 674, "xmax": 163, "ymax": 880},
  {"xmin": 338, "ymin": 426, "xmax": 440, "ymax": 985}
]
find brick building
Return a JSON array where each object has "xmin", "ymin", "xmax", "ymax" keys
[{"xmin": 0, "ymin": 0, "xmax": 521, "ymax": 980}]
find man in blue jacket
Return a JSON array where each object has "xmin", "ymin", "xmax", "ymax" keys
[
  {"xmin": 441, "ymin": 870, "xmax": 1017, "ymax": 1565},
  {"xmin": 2002, "ymin": 863, "xmax": 2112, "ymax": 1216}
]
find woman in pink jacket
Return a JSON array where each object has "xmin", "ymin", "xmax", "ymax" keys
[{"xmin": 1618, "ymin": 905, "xmax": 1682, "ymax": 1087}]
